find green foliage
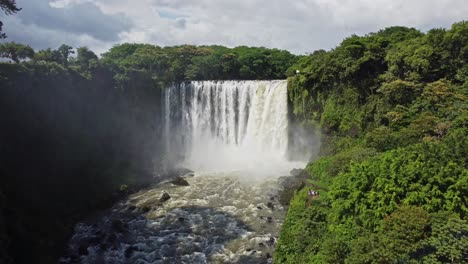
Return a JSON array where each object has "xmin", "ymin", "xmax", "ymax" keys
[
  {"xmin": 424, "ymin": 212, "xmax": 468, "ymax": 263},
  {"xmin": 277, "ymin": 21, "xmax": 468, "ymax": 264},
  {"xmin": 101, "ymin": 43, "xmax": 298, "ymax": 84},
  {"xmin": 0, "ymin": 0, "xmax": 21, "ymax": 39},
  {"xmin": 0, "ymin": 42, "xmax": 34, "ymax": 63},
  {"xmin": 34, "ymin": 48, "xmax": 62, "ymax": 64}
]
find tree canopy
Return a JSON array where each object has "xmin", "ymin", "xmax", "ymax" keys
[
  {"xmin": 276, "ymin": 21, "xmax": 468, "ymax": 264},
  {"xmin": 0, "ymin": 0, "xmax": 21, "ymax": 38}
]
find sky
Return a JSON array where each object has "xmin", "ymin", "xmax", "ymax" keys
[{"xmin": 2, "ymin": 0, "xmax": 468, "ymax": 55}]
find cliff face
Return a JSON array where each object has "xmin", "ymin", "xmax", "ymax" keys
[{"xmin": 0, "ymin": 63, "xmax": 164, "ymax": 263}]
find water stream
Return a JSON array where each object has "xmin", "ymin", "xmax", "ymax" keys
[{"xmin": 61, "ymin": 80, "xmax": 310, "ymax": 263}]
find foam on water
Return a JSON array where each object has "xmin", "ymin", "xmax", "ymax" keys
[
  {"xmin": 62, "ymin": 173, "xmax": 287, "ymax": 264},
  {"xmin": 164, "ymin": 80, "xmax": 306, "ymax": 177}
]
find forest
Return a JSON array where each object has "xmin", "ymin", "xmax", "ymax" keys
[{"xmin": 275, "ymin": 21, "xmax": 468, "ymax": 263}]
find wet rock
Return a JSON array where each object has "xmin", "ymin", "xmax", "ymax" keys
[
  {"xmin": 290, "ymin": 168, "xmax": 304, "ymax": 177},
  {"xmin": 105, "ymin": 233, "xmax": 118, "ymax": 247},
  {"xmin": 258, "ymin": 242, "xmax": 265, "ymax": 247},
  {"xmin": 178, "ymin": 217, "xmax": 185, "ymax": 222},
  {"xmin": 170, "ymin": 176, "xmax": 190, "ymax": 186},
  {"xmin": 160, "ymin": 244, "xmax": 177, "ymax": 257},
  {"xmin": 278, "ymin": 169, "xmax": 311, "ymax": 206},
  {"xmin": 184, "ymin": 172, "xmax": 195, "ymax": 177},
  {"xmin": 246, "ymin": 248, "xmax": 252, "ymax": 252},
  {"xmin": 111, "ymin": 219, "xmax": 126, "ymax": 233},
  {"xmin": 265, "ymin": 253, "xmax": 272, "ymax": 259},
  {"xmin": 257, "ymin": 206, "xmax": 263, "ymax": 210},
  {"xmin": 125, "ymin": 245, "xmax": 138, "ymax": 258},
  {"xmin": 267, "ymin": 217, "xmax": 273, "ymax": 223},
  {"xmin": 296, "ymin": 181, "xmax": 306, "ymax": 192},
  {"xmin": 267, "ymin": 237, "xmax": 275, "ymax": 246},
  {"xmin": 159, "ymin": 192, "xmax": 171, "ymax": 203},
  {"xmin": 266, "ymin": 202, "xmax": 275, "ymax": 210},
  {"xmin": 78, "ymin": 243, "xmax": 89, "ymax": 256},
  {"xmin": 89, "ymin": 233, "xmax": 104, "ymax": 245},
  {"xmin": 141, "ymin": 205, "xmax": 151, "ymax": 213},
  {"xmin": 259, "ymin": 216, "xmax": 264, "ymax": 219},
  {"xmin": 127, "ymin": 205, "xmax": 136, "ymax": 211}
]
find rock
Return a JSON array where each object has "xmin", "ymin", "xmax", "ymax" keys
[
  {"xmin": 111, "ymin": 219, "xmax": 126, "ymax": 233},
  {"xmin": 125, "ymin": 246, "xmax": 138, "ymax": 258},
  {"xmin": 78, "ymin": 243, "xmax": 89, "ymax": 256},
  {"xmin": 267, "ymin": 237, "xmax": 275, "ymax": 246},
  {"xmin": 170, "ymin": 176, "xmax": 190, "ymax": 186},
  {"xmin": 246, "ymin": 248, "xmax": 252, "ymax": 252},
  {"xmin": 159, "ymin": 192, "xmax": 171, "ymax": 203},
  {"xmin": 184, "ymin": 173, "xmax": 195, "ymax": 177},
  {"xmin": 258, "ymin": 242, "xmax": 265, "ymax": 247},
  {"xmin": 265, "ymin": 253, "xmax": 272, "ymax": 259},
  {"xmin": 89, "ymin": 234, "xmax": 104, "ymax": 245},
  {"xmin": 257, "ymin": 206, "xmax": 263, "ymax": 210},
  {"xmin": 127, "ymin": 205, "xmax": 136, "ymax": 211},
  {"xmin": 278, "ymin": 169, "xmax": 311, "ymax": 207},
  {"xmin": 290, "ymin": 168, "xmax": 304, "ymax": 177},
  {"xmin": 178, "ymin": 217, "xmax": 185, "ymax": 222},
  {"xmin": 141, "ymin": 205, "xmax": 151, "ymax": 213},
  {"xmin": 267, "ymin": 217, "xmax": 273, "ymax": 223},
  {"xmin": 296, "ymin": 181, "xmax": 306, "ymax": 192},
  {"xmin": 266, "ymin": 202, "xmax": 274, "ymax": 210}
]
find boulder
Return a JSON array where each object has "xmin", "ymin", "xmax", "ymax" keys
[
  {"xmin": 170, "ymin": 176, "xmax": 190, "ymax": 186},
  {"xmin": 141, "ymin": 205, "xmax": 151, "ymax": 213},
  {"xmin": 290, "ymin": 168, "xmax": 304, "ymax": 177},
  {"xmin": 266, "ymin": 202, "xmax": 274, "ymax": 210},
  {"xmin": 111, "ymin": 219, "xmax": 126, "ymax": 233},
  {"xmin": 159, "ymin": 192, "xmax": 171, "ymax": 203},
  {"xmin": 78, "ymin": 243, "xmax": 89, "ymax": 256},
  {"xmin": 125, "ymin": 245, "xmax": 138, "ymax": 258}
]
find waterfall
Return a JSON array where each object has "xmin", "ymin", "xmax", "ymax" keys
[{"xmin": 164, "ymin": 80, "xmax": 305, "ymax": 177}]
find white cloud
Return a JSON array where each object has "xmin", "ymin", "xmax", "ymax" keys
[{"xmin": 2, "ymin": 0, "xmax": 467, "ymax": 54}]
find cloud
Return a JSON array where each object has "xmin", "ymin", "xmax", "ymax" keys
[{"xmin": 1, "ymin": 0, "xmax": 467, "ymax": 54}]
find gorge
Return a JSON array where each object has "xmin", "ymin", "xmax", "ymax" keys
[
  {"xmin": 60, "ymin": 80, "xmax": 314, "ymax": 263},
  {"xmin": 1, "ymin": 20, "xmax": 467, "ymax": 264}
]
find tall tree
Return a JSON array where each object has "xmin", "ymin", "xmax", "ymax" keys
[
  {"xmin": 34, "ymin": 48, "xmax": 62, "ymax": 64},
  {"xmin": 58, "ymin": 44, "xmax": 74, "ymax": 66},
  {"xmin": 0, "ymin": 42, "xmax": 34, "ymax": 63},
  {"xmin": 0, "ymin": 0, "xmax": 21, "ymax": 39}
]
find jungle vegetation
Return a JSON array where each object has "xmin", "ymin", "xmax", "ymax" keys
[{"xmin": 275, "ymin": 21, "xmax": 468, "ymax": 264}]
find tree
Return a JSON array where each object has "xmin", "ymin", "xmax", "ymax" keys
[
  {"xmin": 75, "ymin": 46, "xmax": 98, "ymax": 73},
  {"xmin": 34, "ymin": 48, "xmax": 62, "ymax": 64},
  {"xmin": 0, "ymin": 42, "xmax": 34, "ymax": 63},
  {"xmin": 58, "ymin": 44, "xmax": 74, "ymax": 66},
  {"xmin": 0, "ymin": 0, "xmax": 21, "ymax": 39}
]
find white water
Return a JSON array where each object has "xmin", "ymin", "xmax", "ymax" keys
[
  {"xmin": 164, "ymin": 80, "xmax": 305, "ymax": 177},
  {"xmin": 61, "ymin": 80, "xmax": 314, "ymax": 264},
  {"xmin": 62, "ymin": 173, "xmax": 287, "ymax": 264}
]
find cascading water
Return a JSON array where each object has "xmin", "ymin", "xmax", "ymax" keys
[
  {"xmin": 61, "ymin": 80, "xmax": 316, "ymax": 264},
  {"xmin": 164, "ymin": 80, "xmax": 304, "ymax": 177}
]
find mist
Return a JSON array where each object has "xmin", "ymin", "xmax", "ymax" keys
[{"xmin": 163, "ymin": 80, "xmax": 320, "ymax": 179}]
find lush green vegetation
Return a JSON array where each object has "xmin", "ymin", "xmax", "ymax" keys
[
  {"xmin": 0, "ymin": 42, "xmax": 297, "ymax": 263},
  {"xmin": 276, "ymin": 22, "xmax": 468, "ymax": 263}
]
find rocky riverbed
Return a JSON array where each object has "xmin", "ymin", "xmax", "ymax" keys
[{"xmin": 60, "ymin": 171, "xmax": 298, "ymax": 264}]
